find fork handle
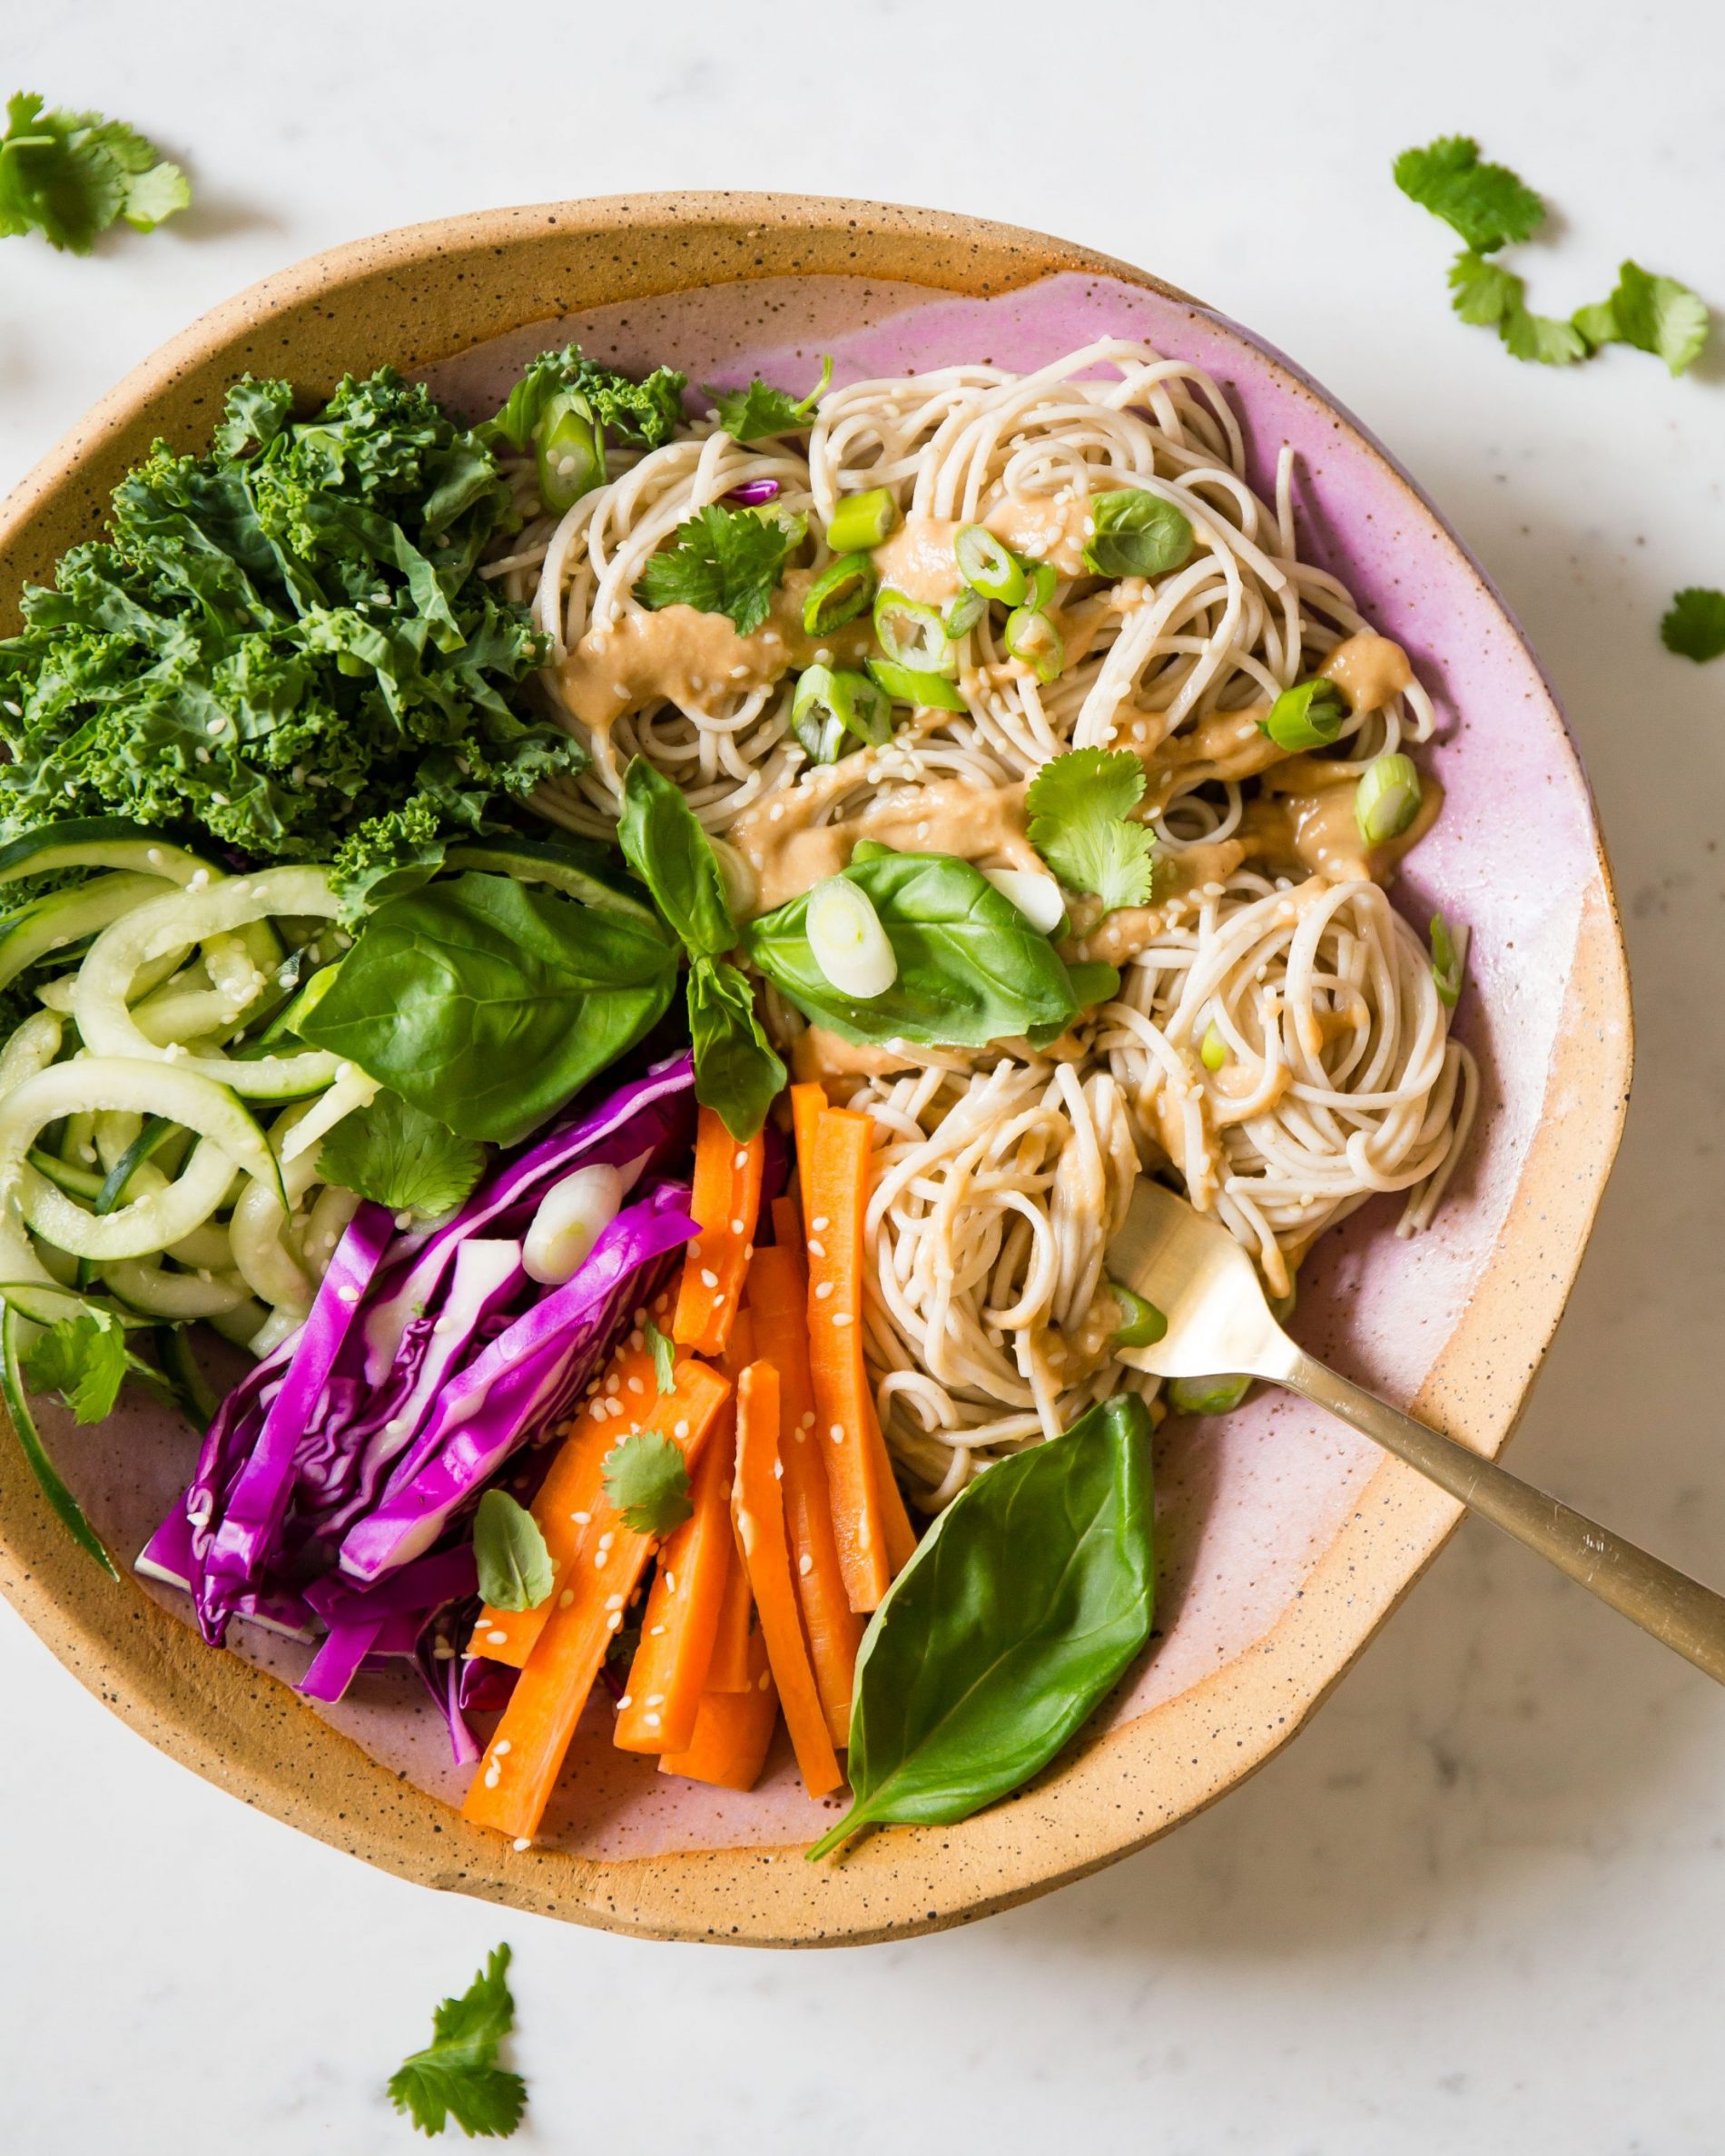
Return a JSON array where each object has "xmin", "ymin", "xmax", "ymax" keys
[{"xmin": 1280, "ymin": 1349, "xmax": 1725, "ymax": 1685}]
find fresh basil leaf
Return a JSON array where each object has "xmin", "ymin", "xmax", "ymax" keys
[
  {"xmin": 809, "ymin": 1393, "xmax": 1155, "ymax": 1858},
  {"xmin": 616, "ymin": 756, "xmax": 736, "ymax": 959},
  {"xmin": 1082, "ymin": 489, "xmax": 1194, "ymax": 579},
  {"xmin": 750, "ymin": 848, "xmax": 1082, "ymax": 1048},
  {"xmin": 317, "ymin": 1089, "xmax": 486, "ymax": 1217},
  {"xmin": 687, "ymin": 956, "xmax": 786, "ymax": 1141},
  {"xmin": 300, "ymin": 871, "xmax": 678, "ymax": 1146},
  {"xmin": 473, "ymin": 1491, "xmax": 554, "ymax": 1613}
]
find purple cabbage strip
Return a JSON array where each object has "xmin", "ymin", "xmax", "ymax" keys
[
  {"xmin": 458, "ymin": 1656, "xmax": 518, "ymax": 1714},
  {"xmin": 298, "ymin": 1616, "xmax": 387, "ymax": 1703},
  {"xmin": 725, "ymin": 477, "xmax": 781, "ymax": 506},
  {"xmin": 339, "ymin": 1181, "xmax": 696, "ymax": 1581}
]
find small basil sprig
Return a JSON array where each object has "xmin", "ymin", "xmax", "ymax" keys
[
  {"xmin": 1083, "ymin": 488, "xmax": 1195, "ymax": 579},
  {"xmin": 749, "ymin": 843, "xmax": 1112, "ymax": 1049},
  {"xmin": 617, "ymin": 759, "xmax": 785, "ymax": 1138},
  {"xmin": 473, "ymin": 1490, "xmax": 553, "ymax": 1612},
  {"xmin": 808, "ymin": 1393, "xmax": 1155, "ymax": 1859}
]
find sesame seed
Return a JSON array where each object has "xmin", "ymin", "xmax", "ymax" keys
[
  {"xmin": 605, "ymin": 1593, "xmax": 624, "ymax": 1611},
  {"xmin": 814, "ymin": 1282, "xmax": 833, "ymax": 1300},
  {"xmin": 626, "ymin": 1375, "xmax": 645, "ymax": 1394},
  {"xmin": 646, "ymin": 1693, "xmax": 665, "ymax": 1708},
  {"xmin": 730, "ymin": 1218, "xmax": 744, "ymax": 1236},
  {"xmin": 664, "ymin": 1570, "xmax": 677, "ymax": 1593},
  {"xmin": 494, "ymin": 1739, "xmax": 512, "ymax": 1756},
  {"xmin": 774, "ymin": 1460, "xmax": 784, "ymax": 1480},
  {"xmin": 734, "ymin": 1150, "xmax": 749, "ymax": 1169},
  {"xmin": 811, "ymin": 1216, "xmax": 829, "ymax": 1233},
  {"xmin": 598, "ymin": 1531, "xmax": 615, "ymax": 1550},
  {"xmin": 832, "ymin": 1312, "xmax": 853, "ymax": 1327},
  {"xmin": 649, "ymin": 1624, "xmax": 665, "ymax": 1638},
  {"xmin": 484, "ymin": 1766, "xmax": 501, "ymax": 1789},
  {"xmin": 594, "ymin": 1550, "xmax": 608, "ymax": 1569},
  {"xmin": 607, "ymin": 1611, "xmax": 622, "ymax": 1630},
  {"xmin": 674, "ymin": 1420, "xmax": 690, "ymax": 1440},
  {"xmin": 829, "ymin": 1423, "xmax": 844, "ymax": 1442},
  {"xmin": 799, "ymin": 1552, "xmax": 813, "ymax": 1575},
  {"xmin": 645, "ymin": 1710, "xmax": 662, "ymax": 1728},
  {"xmin": 800, "ymin": 1412, "xmax": 815, "ymax": 1429},
  {"xmin": 758, "ymin": 1670, "xmax": 772, "ymax": 1691},
  {"xmin": 512, "ymin": 1837, "xmax": 532, "ymax": 1853},
  {"xmin": 558, "ymin": 1588, "xmax": 574, "ymax": 1608},
  {"xmin": 701, "ymin": 1268, "xmax": 719, "ymax": 1289},
  {"xmin": 487, "ymin": 1629, "xmax": 508, "ymax": 1646},
  {"xmin": 618, "ymin": 1694, "xmax": 634, "ymax": 1709},
  {"xmin": 807, "ymin": 1239, "xmax": 825, "ymax": 1259},
  {"xmin": 572, "ymin": 1510, "xmax": 590, "ymax": 1525}
]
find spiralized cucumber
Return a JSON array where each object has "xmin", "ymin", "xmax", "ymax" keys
[
  {"xmin": 75, "ymin": 868, "xmax": 343, "ymax": 1100},
  {"xmin": 229, "ymin": 1105, "xmax": 324, "ymax": 1314},
  {"xmin": 0, "ymin": 819, "xmax": 220, "ymax": 891},
  {"xmin": 0, "ymin": 1059, "xmax": 277, "ymax": 1261},
  {"xmin": 101, "ymin": 1255, "xmax": 252, "ymax": 1320},
  {"xmin": 0, "ymin": 872, "xmax": 178, "ymax": 995}
]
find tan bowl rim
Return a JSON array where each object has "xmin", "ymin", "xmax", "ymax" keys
[{"xmin": 0, "ymin": 193, "xmax": 1633, "ymax": 1946}]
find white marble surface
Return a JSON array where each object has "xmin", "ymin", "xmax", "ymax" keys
[{"xmin": 4, "ymin": 2, "xmax": 1724, "ymax": 2147}]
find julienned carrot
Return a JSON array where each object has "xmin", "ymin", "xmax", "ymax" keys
[
  {"xmin": 789, "ymin": 1081, "xmax": 827, "ymax": 1231},
  {"xmin": 705, "ymin": 1510, "xmax": 754, "ymax": 1691},
  {"xmin": 469, "ymin": 1334, "xmax": 663, "ymax": 1669},
  {"xmin": 733, "ymin": 1360, "xmax": 842, "ymax": 1798},
  {"xmin": 461, "ymin": 1360, "xmax": 732, "ymax": 1844},
  {"xmin": 803, "ymin": 1105, "xmax": 901, "ymax": 1610},
  {"xmin": 866, "ymin": 1393, "xmax": 920, "ymax": 1576},
  {"xmin": 770, "ymin": 1191, "xmax": 801, "ymax": 1252},
  {"xmin": 672, "ymin": 1108, "xmax": 764, "ymax": 1358},
  {"xmin": 612, "ymin": 1403, "xmax": 736, "ymax": 1756},
  {"xmin": 658, "ymin": 1628, "xmax": 778, "ymax": 1791},
  {"xmin": 747, "ymin": 1242, "xmax": 861, "ymax": 1746}
]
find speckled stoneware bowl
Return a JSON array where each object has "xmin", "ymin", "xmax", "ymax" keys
[{"xmin": 0, "ymin": 196, "xmax": 1631, "ymax": 1946}]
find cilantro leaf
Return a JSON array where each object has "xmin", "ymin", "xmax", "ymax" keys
[
  {"xmin": 388, "ymin": 1943, "xmax": 526, "ymax": 2140},
  {"xmin": 602, "ymin": 1430, "xmax": 693, "ymax": 1536},
  {"xmin": 643, "ymin": 1318, "xmax": 675, "ymax": 1394},
  {"xmin": 1025, "ymin": 748, "xmax": 1156, "ymax": 915},
  {"xmin": 473, "ymin": 1491, "xmax": 553, "ymax": 1612},
  {"xmin": 1393, "ymin": 135, "xmax": 1544, "ymax": 254},
  {"xmin": 0, "ymin": 94, "xmax": 189, "ymax": 253},
  {"xmin": 1576, "ymin": 261, "xmax": 1710, "ymax": 376},
  {"xmin": 705, "ymin": 355, "xmax": 833, "ymax": 442},
  {"xmin": 318, "ymin": 1089, "xmax": 485, "ymax": 1217},
  {"xmin": 1500, "ymin": 305, "xmax": 1590, "ymax": 367},
  {"xmin": 21, "ymin": 1309, "xmax": 131, "ymax": 1424},
  {"xmin": 1661, "ymin": 588, "xmax": 1725, "ymax": 665},
  {"xmin": 1448, "ymin": 251, "xmax": 1521, "ymax": 327},
  {"xmin": 633, "ymin": 503, "xmax": 804, "ymax": 635}
]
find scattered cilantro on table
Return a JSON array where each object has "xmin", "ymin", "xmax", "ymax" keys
[
  {"xmin": 0, "ymin": 92, "xmax": 189, "ymax": 253},
  {"xmin": 1661, "ymin": 589, "xmax": 1725, "ymax": 665},
  {"xmin": 388, "ymin": 1944, "xmax": 526, "ymax": 2140}
]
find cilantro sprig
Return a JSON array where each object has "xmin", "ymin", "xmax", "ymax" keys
[
  {"xmin": 602, "ymin": 1430, "xmax": 693, "ymax": 1536},
  {"xmin": 388, "ymin": 1944, "xmax": 526, "ymax": 2140},
  {"xmin": 318, "ymin": 1090, "xmax": 485, "ymax": 1219},
  {"xmin": 1025, "ymin": 748, "xmax": 1156, "ymax": 917},
  {"xmin": 633, "ymin": 502, "xmax": 805, "ymax": 636},
  {"xmin": 1661, "ymin": 589, "xmax": 1725, "ymax": 665},
  {"xmin": 0, "ymin": 92, "xmax": 190, "ymax": 253},
  {"xmin": 1396, "ymin": 135, "xmax": 1709, "ymax": 374},
  {"xmin": 21, "ymin": 1307, "xmax": 134, "ymax": 1423},
  {"xmin": 705, "ymin": 355, "xmax": 833, "ymax": 442}
]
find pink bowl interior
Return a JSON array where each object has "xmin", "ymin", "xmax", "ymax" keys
[{"xmin": 41, "ymin": 270, "xmax": 1599, "ymax": 1856}]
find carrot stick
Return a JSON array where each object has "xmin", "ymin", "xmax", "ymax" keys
[
  {"xmin": 461, "ymin": 1361, "xmax": 731, "ymax": 1843},
  {"xmin": 747, "ymin": 1242, "xmax": 860, "ymax": 1747},
  {"xmin": 770, "ymin": 1191, "xmax": 801, "ymax": 1252},
  {"xmin": 733, "ymin": 1360, "xmax": 841, "ymax": 1798},
  {"xmin": 866, "ymin": 1394, "xmax": 919, "ymax": 1576},
  {"xmin": 705, "ymin": 1515, "xmax": 754, "ymax": 1691},
  {"xmin": 789, "ymin": 1080, "xmax": 827, "ymax": 1230},
  {"xmin": 468, "ymin": 1339, "xmax": 659, "ymax": 1669},
  {"xmin": 672, "ymin": 1108, "xmax": 764, "ymax": 1358},
  {"xmin": 612, "ymin": 1404, "xmax": 735, "ymax": 1756},
  {"xmin": 658, "ymin": 1628, "xmax": 778, "ymax": 1791},
  {"xmin": 803, "ymin": 1105, "xmax": 900, "ymax": 1610}
]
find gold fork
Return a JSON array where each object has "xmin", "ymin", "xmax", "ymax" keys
[{"xmin": 1109, "ymin": 1179, "xmax": 1725, "ymax": 1683}]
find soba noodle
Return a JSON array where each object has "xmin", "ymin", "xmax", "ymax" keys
[{"xmin": 508, "ymin": 337, "xmax": 1477, "ymax": 1505}]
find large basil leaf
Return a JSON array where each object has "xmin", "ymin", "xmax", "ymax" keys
[
  {"xmin": 747, "ymin": 847, "xmax": 1085, "ymax": 1048},
  {"xmin": 616, "ymin": 755, "xmax": 736, "ymax": 959},
  {"xmin": 809, "ymin": 1394, "xmax": 1154, "ymax": 1859},
  {"xmin": 301, "ymin": 871, "xmax": 678, "ymax": 1145},
  {"xmin": 686, "ymin": 955, "xmax": 786, "ymax": 1141}
]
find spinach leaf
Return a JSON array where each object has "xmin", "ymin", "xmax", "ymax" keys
[
  {"xmin": 748, "ymin": 847, "xmax": 1085, "ymax": 1048},
  {"xmin": 809, "ymin": 1393, "xmax": 1154, "ymax": 1859},
  {"xmin": 300, "ymin": 871, "xmax": 678, "ymax": 1146},
  {"xmin": 687, "ymin": 955, "xmax": 786, "ymax": 1140},
  {"xmin": 616, "ymin": 757, "xmax": 736, "ymax": 959}
]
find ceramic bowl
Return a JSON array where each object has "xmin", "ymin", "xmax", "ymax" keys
[{"xmin": 0, "ymin": 195, "xmax": 1631, "ymax": 1945}]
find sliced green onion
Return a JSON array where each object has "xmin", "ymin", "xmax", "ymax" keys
[
  {"xmin": 865, "ymin": 657, "xmax": 967, "ymax": 712},
  {"xmin": 535, "ymin": 390, "xmax": 604, "ymax": 514},
  {"xmin": 792, "ymin": 665, "xmax": 892, "ymax": 763},
  {"xmin": 953, "ymin": 525, "xmax": 1028, "ymax": 605},
  {"xmin": 944, "ymin": 588, "xmax": 988, "ymax": 639},
  {"xmin": 1355, "ymin": 754, "xmax": 1423, "ymax": 847},
  {"xmin": 1024, "ymin": 562, "xmax": 1058, "ymax": 612},
  {"xmin": 801, "ymin": 552, "xmax": 878, "ymax": 637},
  {"xmin": 1429, "ymin": 912, "xmax": 1466, "ymax": 1008},
  {"xmin": 807, "ymin": 877, "xmax": 897, "ymax": 999},
  {"xmin": 1168, "ymin": 1373, "xmax": 1252, "ymax": 1416},
  {"xmin": 827, "ymin": 487, "xmax": 900, "ymax": 554},
  {"xmin": 1083, "ymin": 488, "xmax": 1196, "ymax": 579},
  {"xmin": 1199, "ymin": 1020, "xmax": 1228, "ymax": 1071},
  {"xmin": 981, "ymin": 867, "xmax": 1064, "ymax": 935},
  {"xmin": 873, "ymin": 589, "xmax": 957, "ymax": 675},
  {"xmin": 1109, "ymin": 1282, "xmax": 1168, "ymax": 1348},
  {"xmin": 1003, "ymin": 606, "xmax": 1065, "ymax": 684},
  {"xmin": 1260, "ymin": 678, "xmax": 1348, "ymax": 753}
]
